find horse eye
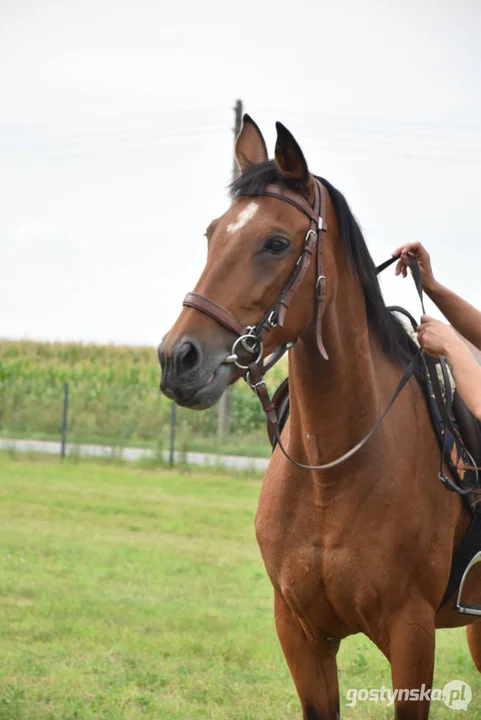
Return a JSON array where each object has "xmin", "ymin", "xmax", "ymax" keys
[{"xmin": 263, "ymin": 237, "xmax": 290, "ymax": 255}]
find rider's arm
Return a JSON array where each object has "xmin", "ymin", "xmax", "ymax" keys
[
  {"xmin": 426, "ymin": 283, "xmax": 481, "ymax": 352},
  {"xmin": 393, "ymin": 242, "xmax": 481, "ymax": 351},
  {"xmin": 417, "ymin": 316, "xmax": 481, "ymax": 421},
  {"xmin": 443, "ymin": 339, "xmax": 481, "ymax": 421}
]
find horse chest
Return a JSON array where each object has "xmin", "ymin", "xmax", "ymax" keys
[
  {"xmin": 256, "ymin": 467, "xmax": 341, "ymax": 587},
  {"xmin": 259, "ymin": 501, "xmax": 331, "ymax": 583},
  {"xmin": 256, "ymin": 486, "xmax": 366, "ymax": 635},
  {"xmin": 258, "ymin": 522, "xmax": 356, "ymax": 638}
]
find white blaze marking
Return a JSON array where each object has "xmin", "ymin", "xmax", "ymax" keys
[{"xmin": 226, "ymin": 202, "xmax": 259, "ymax": 234}]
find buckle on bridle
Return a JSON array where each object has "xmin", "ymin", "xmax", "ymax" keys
[
  {"xmin": 246, "ymin": 373, "xmax": 266, "ymax": 392},
  {"xmin": 316, "ymin": 275, "xmax": 326, "ymax": 290},
  {"xmin": 304, "ymin": 229, "xmax": 317, "ymax": 248},
  {"xmin": 267, "ymin": 310, "xmax": 278, "ymax": 328}
]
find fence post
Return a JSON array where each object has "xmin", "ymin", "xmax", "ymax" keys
[
  {"xmin": 169, "ymin": 401, "xmax": 177, "ymax": 466},
  {"xmin": 61, "ymin": 381, "xmax": 69, "ymax": 459}
]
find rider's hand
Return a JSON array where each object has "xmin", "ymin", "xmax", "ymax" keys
[
  {"xmin": 416, "ymin": 315, "xmax": 461, "ymax": 357},
  {"xmin": 392, "ymin": 242, "xmax": 436, "ymax": 292}
]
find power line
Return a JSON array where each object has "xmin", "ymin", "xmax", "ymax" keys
[
  {"xmin": 1, "ymin": 113, "xmax": 479, "ymax": 163},
  {"xmin": 0, "ymin": 125, "xmax": 230, "ymax": 155},
  {"xmin": 255, "ymin": 106, "xmax": 481, "ymax": 132},
  {"xmin": 0, "ymin": 105, "xmax": 229, "ymax": 133},
  {"xmin": 2, "ymin": 106, "xmax": 479, "ymax": 140},
  {"xmin": 3, "ymin": 140, "xmax": 478, "ymax": 165},
  {"xmin": 2, "ymin": 123, "xmax": 478, "ymax": 160}
]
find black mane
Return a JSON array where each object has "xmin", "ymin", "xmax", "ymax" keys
[{"xmin": 231, "ymin": 160, "xmax": 416, "ymax": 367}]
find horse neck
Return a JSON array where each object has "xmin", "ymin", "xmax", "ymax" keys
[{"xmin": 287, "ymin": 266, "xmax": 397, "ymax": 468}]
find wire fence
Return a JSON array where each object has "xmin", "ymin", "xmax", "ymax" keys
[{"xmin": 0, "ymin": 342, "xmax": 286, "ymax": 462}]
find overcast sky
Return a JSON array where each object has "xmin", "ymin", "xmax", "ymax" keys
[{"xmin": 1, "ymin": 0, "xmax": 480, "ymax": 346}]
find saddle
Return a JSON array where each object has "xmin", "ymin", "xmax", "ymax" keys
[{"xmin": 267, "ymin": 325, "xmax": 481, "ymax": 615}]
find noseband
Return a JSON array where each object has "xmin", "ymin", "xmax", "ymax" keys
[{"xmin": 183, "ymin": 178, "xmax": 329, "ymax": 386}]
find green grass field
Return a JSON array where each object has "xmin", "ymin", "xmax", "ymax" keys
[{"xmin": 0, "ymin": 453, "xmax": 479, "ymax": 719}]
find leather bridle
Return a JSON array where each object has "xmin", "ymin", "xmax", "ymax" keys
[
  {"xmin": 183, "ymin": 178, "xmax": 329, "ymax": 381},
  {"xmin": 180, "ymin": 178, "xmax": 461, "ymax": 476}
]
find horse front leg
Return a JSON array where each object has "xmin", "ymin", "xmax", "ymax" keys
[
  {"xmin": 384, "ymin": 603, "xmax": 436, "ymax": 720},
  {"xmin": 274, "ymin": 591, "xmax": 340, "ymax": 720},
  {"xmin": 467, "ymin": 621, "xmax": 481, "ymax": 672}
]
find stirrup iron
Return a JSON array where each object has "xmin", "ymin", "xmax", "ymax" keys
[{"xmin": 456, "ymin": 551, "xmax": 481, "ymax": 616}]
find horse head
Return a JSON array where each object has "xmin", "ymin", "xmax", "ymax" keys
[{"xmin": 158, "ymin": 115, "xmax": 336, "ymax": 409}]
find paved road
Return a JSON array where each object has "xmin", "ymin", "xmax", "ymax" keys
[{"xmin": 0, "ymin": 437, "xmax": 269, "ymax": 471}]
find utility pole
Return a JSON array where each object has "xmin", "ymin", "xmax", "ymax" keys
[
  {"xmin": 231, "ymin": 99, "xmax": 243, "ymax": 184},
  {"xmin": 217, "ymin": 99, "xmax": 243, "ymax": 439}
]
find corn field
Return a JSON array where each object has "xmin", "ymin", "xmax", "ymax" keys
[{"xmin": 0, "ymin": 340, "xmax": 287, "ymax": 457}]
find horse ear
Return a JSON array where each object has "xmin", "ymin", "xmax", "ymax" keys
[
  {"xmin": 274, "ymin": 122, "xmax": 309, "ymax": 183},
  {"xmin": 235, "ymin": 114, "xmax": 268, "ymax": 172}
]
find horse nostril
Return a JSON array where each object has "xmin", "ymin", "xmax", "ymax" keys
[{"xmin": 176, "ymin": 339, "xmax": 201, "ymax": 374}]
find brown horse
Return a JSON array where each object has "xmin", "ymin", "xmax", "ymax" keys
[{"xmin": 158, "ymin": 116, "xmax": 481, "ymax": 719}]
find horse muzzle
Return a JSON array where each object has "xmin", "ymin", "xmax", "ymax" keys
[{"xmin": 158, "ymin": 336, "xmax": 235, "ymax": 409}]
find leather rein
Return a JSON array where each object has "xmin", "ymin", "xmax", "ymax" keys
[{"xmin": 180, "ymin": 179, "xmax": 466, "ymax": 479}]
